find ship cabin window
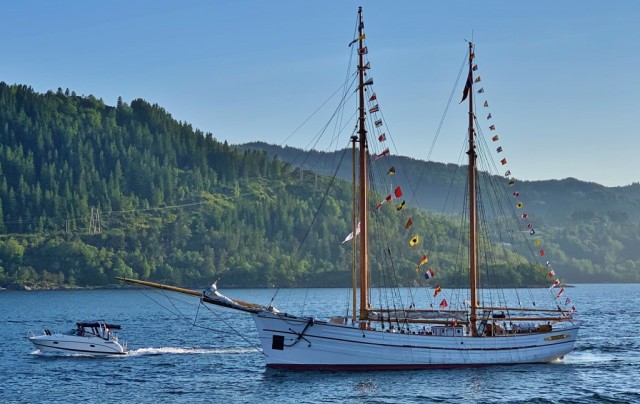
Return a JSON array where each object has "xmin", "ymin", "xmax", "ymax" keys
[
  {"xmin": 272, "ymin": 335, "xmax": 285, "ymax": 350},
  {"xmin": 432, "ymin": 326, "xmax": 464, "ymax": 337}
]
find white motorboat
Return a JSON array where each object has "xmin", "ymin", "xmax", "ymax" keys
[{"xmin": 28, "ymin": 321, "xmax": 128, "ymax": 355}]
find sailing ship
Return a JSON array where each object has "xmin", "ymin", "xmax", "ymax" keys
[{"xmin": 118, "ymin": 7, "xmax": 580, "ymax": 369}]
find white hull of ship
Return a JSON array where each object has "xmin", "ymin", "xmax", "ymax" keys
[{"xmin": 253, "ymin": 311, "xmax": 579, "ymax": 370}]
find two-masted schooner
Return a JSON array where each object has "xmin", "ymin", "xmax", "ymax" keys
[{"xmin": 119, "ymin": 7, "xmax": 580, "ymax": 370}]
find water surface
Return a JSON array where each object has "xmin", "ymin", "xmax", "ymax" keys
[{"xmin": 1, "ymin": 284, "xmax": 638, "ymax": 403}]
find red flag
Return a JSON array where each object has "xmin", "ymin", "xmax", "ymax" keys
[
  {"xmin": 556, "ymin": 288, "xmax": 565, "ymax": 299},
  {"xmin": 378, "ymin": 133, "xmax": 386, "ymax": 142},
  {"xmin": 369, "ymin": 93, "xmax": 377, "ymax": 102},
  {"xmin": 417, "ymin": 255, "xmax": 428, "ymax": 267},
  {"xmin": 358, "ymin": 46, "xmax": 368, "ymax": 55},
  {"xmin": 440, "ymin": 299, "xmax": 448, "ymax": 309},
  {"xmin": 385, "ymin": 194, "xmax": 392, "ymax": 202},
  {"xmin": 501, "ymin": 158, "xmax": 507, "ymax": 165},
  {"xmin": 374, "ymin": 148, "xmax": 390, "ymax": 160},
  {"xmin": 394, "ymin": 186, "xmax": 402, "ymax": 198},
  {"xmin": 548, "ymin": 269, "xmax": 556, "ymax": 278},
  {"xmin": 565, "ymin": 297, "xmax": 571, "ymax": 305},
  {"xmin": 433, "ymin": 285, "xmax": 441, "ymax": 297},
  {"xmin": 369, "ymin": 105, "xmax": 379, "ymax": 113},
  {"xmin": 405, "ymin": 218, "xmax": 413, "ymax": 230},
  {"xmin": 539, "ymin": 249, "xmax": 545, "ymax": 256},
  {"xmin": 549, "ymin": 279, "xmax": 560, "ymax": 289}
]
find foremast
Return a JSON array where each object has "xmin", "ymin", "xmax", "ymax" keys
[
  {"xmin": 356, "ymin": 6, "xmax": 369, "ymax": 327},
  {"xmin": 466, "ymin": 42, "xmax": 479, "ymax": 336}
]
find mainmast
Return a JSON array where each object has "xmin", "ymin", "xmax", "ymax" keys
[
  {"xmin": 351, "ymin": 134, "xmax": 358, "ymax": 325},
  {"xmin": 357, "ymin": 6, "xmax": 369, "ymax": 326},
  {"xmin": 466, "ymin": 42, "xmax": 479, "ymax": 336}
]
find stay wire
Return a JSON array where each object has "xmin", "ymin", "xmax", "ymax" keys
[{"xmin": 138, "ymin": 288, "xmax": 265, "ymax": 355}]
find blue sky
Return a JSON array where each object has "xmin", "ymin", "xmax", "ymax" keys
[{"xmin": 1, "ymin": 1, "xmax": 638, "ymax": 187}]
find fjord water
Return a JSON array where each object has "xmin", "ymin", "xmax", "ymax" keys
[{"xmin": 1, "ymin": 284, "xmax": 638, "ymax": 403}]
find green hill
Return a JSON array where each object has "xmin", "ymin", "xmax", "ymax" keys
[
  {"xmin": 0, "ymin": 83, "xmax": 474, "ymax": 289},
  {"xmin": 0, "ymin": 83, "xmax": 637, "ymax": 289},
  {"xmin": 0, "ymin": 83, "xmax": 353, "ymax": 288}
]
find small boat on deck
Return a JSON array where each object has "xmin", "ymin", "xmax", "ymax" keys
[{"xmin": 28, "ymin": 321, "xmax": 128, "ymax": 355}]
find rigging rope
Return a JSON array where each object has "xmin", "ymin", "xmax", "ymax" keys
[{"xmin": 138, "ymin": 288, "xmax": 265, "ymax": 355}]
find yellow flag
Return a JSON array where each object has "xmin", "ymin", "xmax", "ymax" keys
[
  {"xmin": 409, "ymin": 235, "xmax": 420, "ymax": 247},
  {"xmin": 348, "ymin": 34, "xmax": 366, "ymax": 47}
]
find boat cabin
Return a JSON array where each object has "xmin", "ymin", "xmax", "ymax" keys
[{"xmin": 74, "ymin": 321, "xmax": 121, "ymax": 340}]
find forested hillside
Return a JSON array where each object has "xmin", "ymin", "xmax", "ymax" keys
[
  {"xmin": 2, "ymin": 83, "xmax": 543, "ymax": 289},
  {"xmin": 0, "ymin": 83, "xmax": 636, "ymax": 289},
  {"xmin": 0, "ymin": 83, "xmax": 359, "ymax": 288},
  {"xmin": 242, "ymin": 142, "xmax": 640, "ymax": 283}
]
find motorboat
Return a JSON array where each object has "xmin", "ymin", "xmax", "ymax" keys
[{"xmin": 28, "ymin": 321, "xmax": 128, "ymax": 355}]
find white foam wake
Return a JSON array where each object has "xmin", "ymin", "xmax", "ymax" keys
[{"xmin": 127, "ymin": 346, "xmax": 255, "ymax": 356}]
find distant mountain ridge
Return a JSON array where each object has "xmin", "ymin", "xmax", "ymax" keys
[
  {"xmin": 240, "ymin": 141, "xmax": 640, "ymax": 225},
  {"xmin": 240, "ymin": 141, "xmax": 640, "ymax": 283}
]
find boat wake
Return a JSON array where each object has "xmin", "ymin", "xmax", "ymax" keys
[{"xmin": 127, "ymin": 346, "xmax": 255, "ymax": 356}]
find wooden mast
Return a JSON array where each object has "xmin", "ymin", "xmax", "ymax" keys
[
  {"xmin": 466, "ymin": 41, "xmax": 479, "ymax": 336},
  {"xmin": 351, "ymin": 134, "xmax": 358, "ymax": 325},
  {"xmin": 357, "ymin": 6, "xmax": 369, "ymax": 326}
]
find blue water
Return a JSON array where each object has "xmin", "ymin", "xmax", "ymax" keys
[{"xmin": 1, "ymin": 284, "xmax": 639, "ymax": 403}]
